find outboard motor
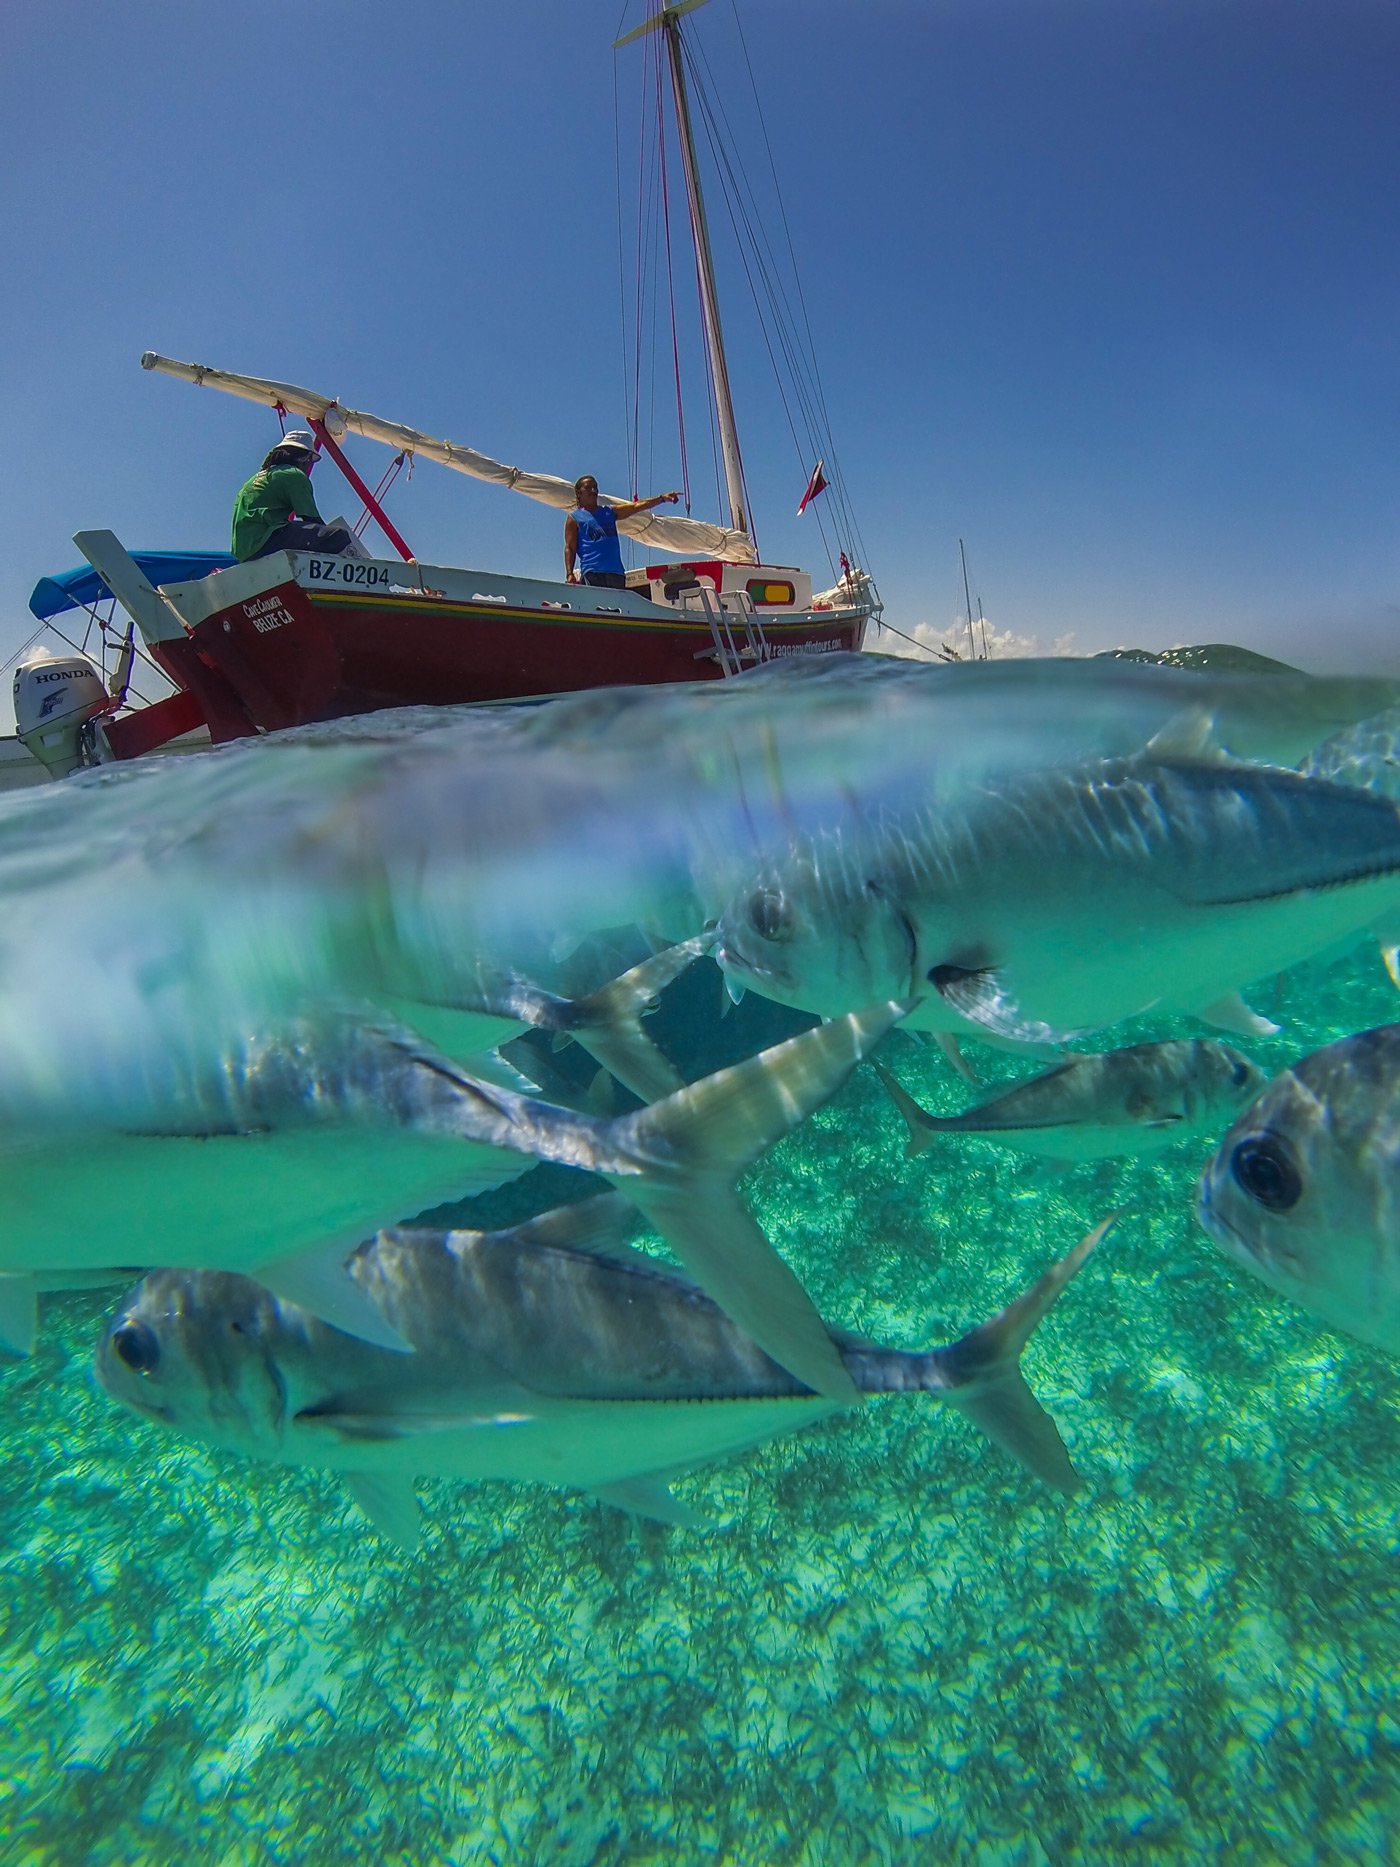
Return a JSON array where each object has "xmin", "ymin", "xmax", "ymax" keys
[{"xmin": 13, "ymin": 649, "xmax": 111, "ymax": 780}]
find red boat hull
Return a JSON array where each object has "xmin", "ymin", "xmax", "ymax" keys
[{"xmin": 186, "ymin": 576, "xmax": 863, "ymax": 733}]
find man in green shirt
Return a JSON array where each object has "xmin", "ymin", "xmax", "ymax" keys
[{"xmin": 231, "ymin": 432, "xmax": 358, "ymax": 561}]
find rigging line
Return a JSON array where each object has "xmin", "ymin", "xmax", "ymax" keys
[
  {"xmin": 612, "ymin": 47, "xmax": 634, "ymax": 494},
  {"xmin": 875, "ymin": 618, "xmax": 942, "ymax": 659},
  {"xmin": 352, "ymin": 453, "xmax": 405, "ymax": 540},
  {"xmin": 687, "ymin": 28, "xmax": 877, "ymax": 576},
  {"xmin": 683, "ymin": 41, "xmax": 843, "ymax": 514},
  {"xmin": 675, "ymin": 49, "xmax": 784, "ymax": 511},
  {"xmin": 631, "ymin": 44, "xmax": 659, "ymax": 501},
  {"xmin": 665, "ymin": 43, "xmax": 735, "ymax": 531},
  {"xmin": 654, "ymin": 55, "xmax": 691, "ymax": 511},
  {"xmin": 0, "ymin": 595, "xmax": 108, "ymax": 676},
  {"xmin": 727, "ymin": 2, "xmax": 841, "ymax": 457},
  {"xmin": 685, "ymin": 52, "xmax": 847, "ymax": 556},
  {"xmin": 691, "ymin": 27, "xmax": 827, "ymax": 444}
]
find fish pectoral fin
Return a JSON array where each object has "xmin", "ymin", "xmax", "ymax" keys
[
  {"xmin": 928, "ymin": 966, "xmax": 1087, "ymax": 1047},
  {"xmin": 588, "ymin": 1476, "xmax": 711, "ymax": 1531},
  {"xmin": 258, "ymin": 1246, "xmax": 412, "ymax": 1354},
  {"xmin": 604, "ymin": 1003, "xmax": 912, "ymax": 1401},
  {"xmin": 343, "ymin": 1473, "xmax": 422, "ymax": 1552},
  {"xmin": 931, "ymin": 1031, "xmax": 980, "ymax": 1085},
  {"xmin": 1194, "ymin": 991, "xmax": 1280, "ymax": 1039},
  {"xmin": 0, "ymin": 1274, "xmax": 38, "ymax": 1357}
]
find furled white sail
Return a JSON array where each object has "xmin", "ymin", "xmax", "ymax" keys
[{"xmin": 140, "ymin": 353, "xmax": 756, "ymax": 564}]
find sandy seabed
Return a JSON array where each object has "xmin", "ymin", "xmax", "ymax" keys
[{"xmin": 3, "ymin": 950, "xmax": 1399, "ymax": 1865}]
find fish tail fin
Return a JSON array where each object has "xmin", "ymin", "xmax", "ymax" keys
[
  {"xmin": 608, "ymin": 1000, "xmax": 913, "ymax": 1401},
  {"xmin": 870, "ymin": 1059, "xmax": 936, "ymax": 1158},
  {"xmin": 565, "ymin": 934, "xmax": 711, "ymax": 1102},
  {"xmin": 929, "ymin": 1215, "xmax": 1112, "ymax": 1490}
]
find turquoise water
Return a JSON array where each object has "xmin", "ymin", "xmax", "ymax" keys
[
  {"xmin": 4, "ymin": 934, "xmax": 1399, "ymax": 1862},
  {"xmin": 7, "ymin": 656, "xmax": 1400, "ymax": 1864}
]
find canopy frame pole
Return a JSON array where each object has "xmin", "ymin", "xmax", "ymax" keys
[{"xmin": 305, "ymin": 416, "xmax": 415, "ymax": 562}]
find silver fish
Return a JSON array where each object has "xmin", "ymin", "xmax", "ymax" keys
[
  {"xmin": 4, "ymin": 660, "xmax": 1398, "ymax": 1130},
  {"xmin": 875, "ymin": 1040, "xmax": 1266, "ymax": 1165},
  {"xmin": 97, "ymin": 1195, "xmax": 1112, "ymax": 1549},
  {"xmin": 1196, "ymin": 1025, "xmax": 1400, "ymax": 1353},
  {"xmin": 5, "ymin": 1002, "xmax": 907, "ymax": 1398},
  {"xmin": 710, "ymin": 758, "xmax": 1400, "ymax": 1046}
]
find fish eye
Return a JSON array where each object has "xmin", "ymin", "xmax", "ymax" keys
[
  {"xmin": 746, "ymin": 889, "xmax": 793, "ymax": 944},
  {"xmin": 1228, "ymin": 1055, "xmax": 1253, "ymax": 1088},
  {"xmin": 1229, "ymin": 1135, "xmax": 1303, "ymax": 1212},
  {"xmin": 111, "ymin": 1320, "xmax": 161, "ymax": 1375}
]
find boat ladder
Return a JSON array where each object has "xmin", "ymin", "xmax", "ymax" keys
[{"xmin": 676, "ymin": 582, "xmax": 772, "ymax": 678}]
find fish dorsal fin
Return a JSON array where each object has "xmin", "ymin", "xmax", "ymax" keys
[
  {"xmin": 1142, "ymin": 710, "xmax": 1232, "ymax": 764},
  {"xmin": 929, "ymin": 967, "xmax": 1089, "ymax": 1047},
  {"xmin": 375, "ymin": 998, "xmax": 525, "ymax": 1064},
  {"xmin": 589, "ymin": 1477, "xmax": 711, "ymax": 1530},
  {"xmin": 0, "ymin": 1274, "xmax": 38, "ymax": 1357},
  {"xmin": 1195, "ymin": 991, "xmax": 1280, "ymax": 1039},
  {"xmin": 257, "ymin": 1243, "xmax": 412, "ymax": 1353},
  {"xmin": 480, "ymin": 1193, "xmax": 687, "ymax": 1283},
  {"xmin": 343, "ymin": 1472, "xmax": 422, "ymax": 1551}
]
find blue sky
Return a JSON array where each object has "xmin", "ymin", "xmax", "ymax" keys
[{"xmin": 2, "ymin": 0, "xmax": 1396, "ymax": 718}]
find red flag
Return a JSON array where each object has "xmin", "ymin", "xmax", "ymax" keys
[{"xmin": 796, "ymin": 458, "xmax": 828, "ymax": 515}]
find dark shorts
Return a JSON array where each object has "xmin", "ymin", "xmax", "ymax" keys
[
  {"xmin": 253, "ymin": 519, "xmax": 358, "ymax": 559},
  {"xmin": 580, "ymin": 570, "xmax": 627, "ymax": 590}
]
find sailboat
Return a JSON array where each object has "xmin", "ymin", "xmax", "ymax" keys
[{"xmin": 14, "ymin": 1, "xmax": 878, "ymax": 780}]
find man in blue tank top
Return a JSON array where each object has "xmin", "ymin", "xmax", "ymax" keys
[{"xmin": 564, "ymin": 475, "xmax": 680, "ymax": 589}]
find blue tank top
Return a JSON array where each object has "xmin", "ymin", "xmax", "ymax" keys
[{"xmin": 572, "ymin": 503, "xmax": 624, "ymax": 577}]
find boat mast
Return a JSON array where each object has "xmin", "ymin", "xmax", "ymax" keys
[
  {"xmin": 960, "ymin": 538, "xmax": 978, "ymax": 659},
  {"xmin": 619, "ymin": 1, "xmax": 748, "ymax": 541}
]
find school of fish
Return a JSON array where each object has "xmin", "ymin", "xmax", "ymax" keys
[{"xmin": 4, "ymin": 649, "xmax": 1400, "ymax": 1549}]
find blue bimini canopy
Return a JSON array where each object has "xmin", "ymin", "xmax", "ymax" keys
[{"xmin": 29, "ymin": 551, "xmax": 237, "ymax": 622}]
